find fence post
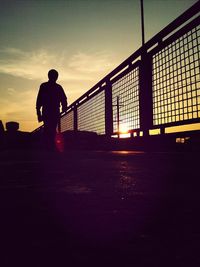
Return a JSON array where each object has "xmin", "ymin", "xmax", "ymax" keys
[
  {"xmin": 73, "ymin": 105, "xmax": 78, "ymax": 132},
  {"xmin": 139, "ymin": 49, "xmax": 153, "ymax": 135},
  {"xmin": 105, "ymin": 80, "xmax": 113, "ymax": 136}
]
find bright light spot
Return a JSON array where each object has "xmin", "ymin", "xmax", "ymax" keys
[
  {"xmin": 165, "ymin": 123, "xmax": 200, "ymax": 133},
  {"xmin": 176, "ymin": 137, "xmax": 190, "ymax": 143},
  {"xmin": 149, "ymin": 128, "xmax": 161, "ymax": 135},
  {"xmin": 111, "ymin": 135, "xmax": 118, "ymax": 138},
  {"xmin": 119, "ymin": 123, "xmax": 129, "ymax": 134},
  {"xmin": 119, "ymin": 133, "xmax": 131, "ymax": 138}
]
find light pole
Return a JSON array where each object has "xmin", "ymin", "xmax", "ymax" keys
[{"xmin": 140, "ymin": 0, "xmax": 145, "ymax": 46}]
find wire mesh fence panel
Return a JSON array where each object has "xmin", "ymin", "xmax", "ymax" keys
[
  {"xmin": 60, "ymin": 110, "xmax": 74, "ymax": 132},
  {"xmin": 152, "ymin": 24, "xmax": 200, "ymax": 126},
  {"xmin": 112, "ymin": 67, "xmax": 140, "ymax": 133},
  {"xmin": 32, "ymin": 3, "xmax": 200, "ymax": 135},
  {"xmin": 77, "ymin": 90, "xmax": 105, "ymax": 134}
]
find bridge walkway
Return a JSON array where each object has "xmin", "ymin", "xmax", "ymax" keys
[{"xmin": 0, "ymin": 149, "xmax": 199, "ymax": 266}]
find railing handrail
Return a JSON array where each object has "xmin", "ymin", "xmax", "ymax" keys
[
  {"xmin": 33, "ymin": 1, "xmax": 200, "ymax": 134},
  {"xmin": 63, "ymin": 0, "xmax": 200, "ymax": 113}
]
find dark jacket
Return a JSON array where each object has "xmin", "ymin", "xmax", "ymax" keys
[{"xmin": 36, "ymin": 81, "xmax": 67, "ymax": 120}]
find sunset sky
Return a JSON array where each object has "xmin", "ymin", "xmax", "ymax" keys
[{"xmin": 0, "ymin": 0, "xmax": 197, "ymax": 132}]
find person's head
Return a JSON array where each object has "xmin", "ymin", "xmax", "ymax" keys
[{"xmin": 48, "ymin": 69, "xmax": 58, "ymax": 82}]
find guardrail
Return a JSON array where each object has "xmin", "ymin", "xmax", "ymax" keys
[{"xmin": 33, "ymin": 1, "xmax": 200, "ymax": 137}]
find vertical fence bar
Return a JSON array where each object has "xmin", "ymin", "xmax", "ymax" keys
[
  {"xmin": 105, "ymin": 81, "xmax": 113, "ymax": 136},
  {"xmin": 73, "ymin": 106, "xmax": 78, "ymax": 131},
  {"xmin": 116, "ymin": 96, "xmax": 120, "ymax": 136},
  {"xmin": 139, "ymin": 50, "xmax": 153, "ymax": 135}
]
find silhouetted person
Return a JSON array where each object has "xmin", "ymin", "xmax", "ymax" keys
[{"xmin": 36, "ymin": 69, "xmax": 67, "ymax": 150}]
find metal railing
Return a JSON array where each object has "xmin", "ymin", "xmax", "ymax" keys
[{"xmin": 33, "ymin": 1, "xmax": 200, "ymax": 137}]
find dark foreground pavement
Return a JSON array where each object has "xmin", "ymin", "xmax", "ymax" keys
[{"xmin": 0, "ymin": 149, "xmax": 200, "ymax": 267}]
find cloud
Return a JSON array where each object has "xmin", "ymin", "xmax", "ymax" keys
[
  {"xmin": 7, "ymin": 88, "xmax": 16, "ymax": 95},
  {"xmin": 1, "ymin": 88, "xmax": 39, "ymax": 131},
  {"xmin": 0, "ymin": 48, "xmax": 58, "ymax": 81},
  {"xmin": 0, "ymin": 47, "xmax": 118, "ymax": 83},
  {"xmin": 68, "ymin": 51, "xmax": 115, "ymax": 74},
  {"xmin": 0, "ymin": 47, "xmax": 120, "ymax": 131}
]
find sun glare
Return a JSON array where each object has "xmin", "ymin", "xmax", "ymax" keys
[
  {"xmin": 119, "ymin": 123, "xmax": 129, "ymax": 134},
  {"xmin": 118, "ymin": 123, "xmax": 130, "ymax": 138}
]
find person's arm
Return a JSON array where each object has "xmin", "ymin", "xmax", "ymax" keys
[
  {"xmin": 60, "ymin": 87, "xmax": 68, "ymax": 113},
  {"xmin": 36, "ymin": 85, "xmax": 43, "ymax": 122}
]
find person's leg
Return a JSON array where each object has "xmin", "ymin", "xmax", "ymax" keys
[{"xmin": 43, "ymin": 118, "xmax": 58, "ymax": 151}]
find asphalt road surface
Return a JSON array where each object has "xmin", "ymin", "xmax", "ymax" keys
[{"xmin": 0, "ymin": 149, "xmax": 199, "ymax": 267}]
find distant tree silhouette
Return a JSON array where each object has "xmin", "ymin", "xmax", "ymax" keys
[{"xmin": 36, "ymin": 69, "xmax": 67, "ymax": 150}]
